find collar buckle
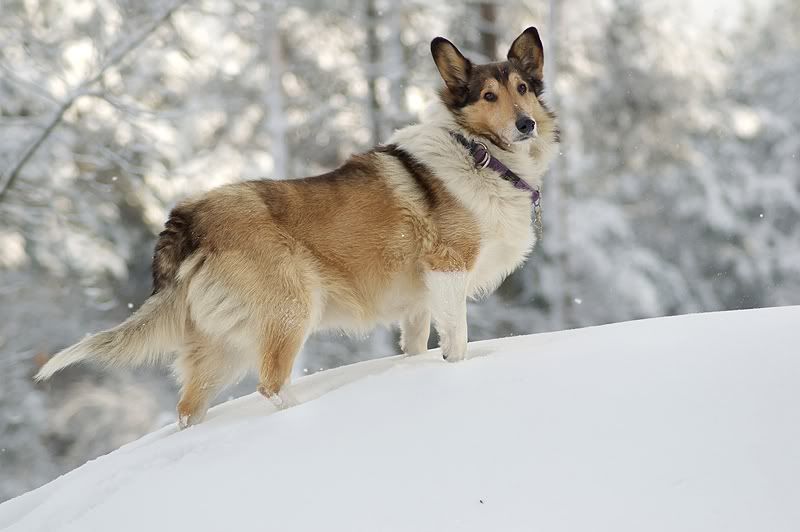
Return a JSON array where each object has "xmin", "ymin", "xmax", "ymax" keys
[
  {"xmin": 449, "ymin": 130, "xmax": 540, "ymax": 206},
  {"xmin": 474, "ymin": 142, "xmax": 492, "ymax": 169}
]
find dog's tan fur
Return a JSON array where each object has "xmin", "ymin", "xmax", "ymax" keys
[{"xmin": 36, "ymin": 28, "xmax": 559, "ymax": 428}]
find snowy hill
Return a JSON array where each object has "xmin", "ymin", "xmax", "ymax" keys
[{"xmin": 1, "ymin": 307, "xmax": 799, "ymax": 532}]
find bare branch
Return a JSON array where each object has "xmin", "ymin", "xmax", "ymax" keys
[
  {"xmin": 0, "ymin": 63, "xmax": 59, "ymax": 104},
  {"xmin": 0, "ymin": 0, "xmax": 189, "ymax": 203}
]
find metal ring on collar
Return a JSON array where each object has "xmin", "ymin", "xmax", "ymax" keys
[{"xmin": 475, "ymin": 142, "xmax": 491, "ymax": 169}]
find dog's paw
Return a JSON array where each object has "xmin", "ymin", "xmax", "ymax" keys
[
  {"xmin": 401, "ymin": 337, "xmax": 430, "ymax": 357},
  {"xmin": 176, "ymin": 402, "xmax": 206, "ymax": 429},
  {"xmin": 268, "ymin": 391, "xmax": 298, "ymax": 410},
  {"xmin": 258, "ymin": 385, "xmax": 299, "ymax": 410},
  {"xmin": 442, "ymin": 349, "xmax": 467, "ymax": 362},
  {"xmin": 177, "ymin": 412, "xmax": 204, "ymax": 430}
]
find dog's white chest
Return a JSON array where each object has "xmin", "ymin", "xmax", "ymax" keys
[{"xmin": 468, "ymin": 202, "xmax": 535, "ymax": 297}]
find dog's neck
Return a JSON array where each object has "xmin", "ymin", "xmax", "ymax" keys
[
  {"xmin": 416, "ymin": 100, "xmax": 556, "ymax": 189},
  {"xmin": 388, "ymin": 99, "xmax": 559, "ymax": 200}
]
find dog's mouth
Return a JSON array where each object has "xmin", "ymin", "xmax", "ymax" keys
[
  {"xmin": 483, "ymin": 127, "xmax": 538, "ymax": 150},
  {"xmin": 513, "ymin": 129, "xmax": 538, "ymax": 143}
]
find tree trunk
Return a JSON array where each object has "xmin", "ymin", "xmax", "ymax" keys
[
  {"xmin": 479, "ymin": 3, "xmax": 497, "ymax": 59},
  {"xmin": 543, "ymin": 0, "xmax": 570, "ymax": 329},
  {"xmin": 365, "ymin": 0, "xmax": 383, "ymax": 145},
  {"xmin": 264, "ymin": 3, "xmax": 288, "ymax": 179},
  {"xmin": 384, "ymin": 2, "xmax": 406, "ymax": 130}
]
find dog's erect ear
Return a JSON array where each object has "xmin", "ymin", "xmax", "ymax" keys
[
  {"xmin": 431, "ymin": 37, "xmax": 472, "ymax": 96},
  {"xmin": 507, "ymin": 27, "xmax": 544, "ymax": 80}
]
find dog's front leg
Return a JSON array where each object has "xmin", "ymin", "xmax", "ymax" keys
[
  {"xmin": 425, "ymin": 271, "xmax": 468, "ymax": 362},
  {"xmin": 401, "ymin": 309, "xmax": 431, "ymax": 355}
]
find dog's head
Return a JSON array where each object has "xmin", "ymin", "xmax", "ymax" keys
[{"xmin": 431, "ymin": 27, "xmax": 555, "ymax": 150}]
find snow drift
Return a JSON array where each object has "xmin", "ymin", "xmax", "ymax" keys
[{"xmin": 1, "ymin": 306, "xmax": 799, "ymax": 532}]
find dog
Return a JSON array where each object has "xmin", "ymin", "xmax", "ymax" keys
[{"xmin": 36, "ymin": 27, "xmax": 559, "ymax": 428}]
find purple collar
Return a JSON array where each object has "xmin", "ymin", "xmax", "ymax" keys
[{"xmin": 450, "ymin": 131, "xmax": 541, "ymax": 208}]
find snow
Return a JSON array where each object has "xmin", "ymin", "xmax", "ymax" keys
[{"xmin": 2, "ymin": 306, "xmax": 800, "ymax": 531}]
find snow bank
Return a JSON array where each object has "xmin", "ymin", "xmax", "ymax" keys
[{"xmin": 2, "ymin": 307, "xmax": 799, "ymax": 531}]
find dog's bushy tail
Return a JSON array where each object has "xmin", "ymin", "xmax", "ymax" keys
[{"xmin": 35, "ymin": 285, "xmax": 186, "ymax": 381}]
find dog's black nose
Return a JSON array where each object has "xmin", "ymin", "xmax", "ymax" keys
[{"xmin": 515, "ymin": 116, "xmax": 536, "ymax": 135}]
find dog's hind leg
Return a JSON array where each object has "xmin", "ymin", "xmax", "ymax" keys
[
  {"xmin": 257, "ymin": 320, "xmax": 307, "ymax": 410},
  {"xmin": 254, "ymin": 260, "xmax": 318, "ymax": 409},
  {"xmin": 175, "ymin": 329, "xmax": 231, "ymax": 429}
]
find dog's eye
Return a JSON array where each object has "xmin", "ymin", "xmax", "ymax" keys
[
  {"xmin": 483, "ymin": 92, "xmax": 497, "ymax": 102},
  {"xmin": 517, "ymin": 83, "xmax": 527, "ymax": 95}
]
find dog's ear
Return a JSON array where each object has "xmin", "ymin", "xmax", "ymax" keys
[
  {"xmin": 507, "ymin": 27, "xmax": 544, "ymax": 80},
  {"xmin": 431, "ymin": 37, "xmax": 472, "ymax": 97}
]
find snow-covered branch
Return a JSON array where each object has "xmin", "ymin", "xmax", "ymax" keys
[{"xmin": 0, "ymin": 0, "xmax": 189, "ymax": 203}]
